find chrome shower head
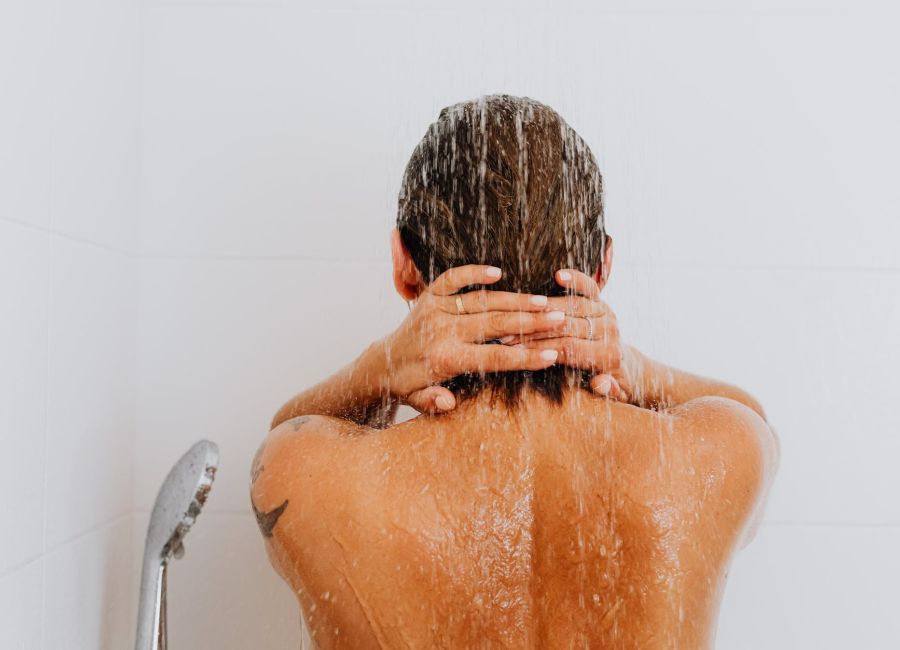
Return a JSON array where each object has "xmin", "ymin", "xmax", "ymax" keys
[{"xmin": 135, "ymin": 440, "xmax": 219, "ymax": 650}]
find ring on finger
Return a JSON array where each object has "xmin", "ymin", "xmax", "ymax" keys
[
  {"xmin": 582, "ymin": 315, "xmax": 594, "ymax": 340},
  {"xmin": 455, "ymin": 295, "xmax": 467, "ymax": 315}
]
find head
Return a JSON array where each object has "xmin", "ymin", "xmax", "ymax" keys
[{"xmin": 393, "ymin": 94, "xmax": 612, "ymax": 404}]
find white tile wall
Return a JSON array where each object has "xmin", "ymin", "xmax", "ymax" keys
[
  {"xmin": 50, "ymin": 0, "xmax": 142, "ymax": 253},
  {"xmin": 0, "ymin": 0, "xmax": 54, "ymax": 229},
  {"xmin": 0, "ymin": 559, "xmax": 43, "ymax": 650},
  {"xmin": 0, "ymin": 0, "xmax": 141, "ymax": 646},
  {"xmin": 140, "ymin": 0, "xmax": 859, "ymax": 14},
  {"xmin": 140, "ymin": 6, "xmax": 900, "ymax": 269},
  {"xmin": 0, "ymin": 223, "xmax": 49, "ymax": 575},
  {"xmin": 43, "ymin": 516, "xmax": 135, "ymax": 650},
  {"xmin": 45, "ymin": 237, "xmax": 137, "ymax": 548},
  {"xmin": 717, "ymin": 523, "xmax": 900, "ymax": 649}
]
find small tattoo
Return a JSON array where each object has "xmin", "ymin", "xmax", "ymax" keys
[
  {"xmin": 289, "ymin": 416, "xmax": 311, "ymax": 431},
  {"xmin": 253, "ymin": 499, "xmax": 289, "ymax": 538},
  {"xmin": 251, "ymin": 441, "xmax": 266, "ymax": 485},
  {"xmin": 251, "ymin": 463, "xmax": 264, "ymax": 485}
]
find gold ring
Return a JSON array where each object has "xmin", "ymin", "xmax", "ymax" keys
[{"xmin": 455, "ymin": 295, "xmax": 467, "ymax": 315}]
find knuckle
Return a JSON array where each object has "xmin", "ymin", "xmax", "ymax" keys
[
  {"xmin": 428, "ymin": 348, "xmax": 452, "ymax": 376},
  {"xmin": 487, "ymin": 311, "xmax": 508, "ymax": 332}
]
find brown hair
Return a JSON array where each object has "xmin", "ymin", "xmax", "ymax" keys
[{"xmin": 397, "ymin": 95, "xmax": 606, "ymax": 404}]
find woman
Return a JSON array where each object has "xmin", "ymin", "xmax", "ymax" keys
[{"xmin": 251, "ymin": 95, "xmax": 777, "ymax": 649}]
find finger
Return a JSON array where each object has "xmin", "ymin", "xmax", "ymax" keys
[
  {"xmin": 545, "ymin": 294, "xmax": 610, "ymax": 318},
  {"xmin": 521, "ymin": 337, "xmax": 623, "ymax": 371},
  {"xmin": 591, "ymin": 373, "xmax": 615, "ymax": 396},
  {"xmin": 406, "ymin": 386, "xmax": 457, "ymax": 414},
  {"xmin": 464, "ymin": 344, "xmax": 559, "ymax": 373},
  {"xmin": 559, "ymin": 315, "xmax": 618, "ymax": 342},
  {"xmin": 440, "ymin": 290, "xmax": 549, "ymax": 314},
  {"xmin": 463, "ymin": 310, "xmax": 566, "ymax": 342},
  {"xmin": 430, "ymin": 265, "xmax": 502, "ymax": 296},
  {"xmin": 590, "ymin": 374, "xmax": 627, "ymax": 401},
  {"xmin": 555, "ymin": 269, "xmax": 602, "ymax": 300},
  {"xmin": 509, "ymin": 316, "xmax": 617, "ymax": 342}
]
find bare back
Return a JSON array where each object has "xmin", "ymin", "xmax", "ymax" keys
[{"xmin": 251, "ymin": 392, "xmax": 772, "ymax": 649}]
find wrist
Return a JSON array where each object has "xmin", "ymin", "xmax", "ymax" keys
[
  {"xmin": 354, "ymin": 339, "xmax": 393, "ymax": 401},
  {"xmin": 623, "ymin": 345, "xmax": 648, "ymax": 406}
]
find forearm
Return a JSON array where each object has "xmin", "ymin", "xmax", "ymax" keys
[
  {"xmin": 271, "ymin": 341, "xmax": 398, "ymax": 429},
  {"xmin": 627, "ymin": 346, "xmax": 766, "ymax": 420}
]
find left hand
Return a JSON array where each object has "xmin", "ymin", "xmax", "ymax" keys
[{"xmin": 504, "ymin": 269, "xmax": 636, "ymax": 402}]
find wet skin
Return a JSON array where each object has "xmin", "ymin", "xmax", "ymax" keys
[{"xmin": 251, "ymin": 391, "xmax": 775, "ymax": 649}]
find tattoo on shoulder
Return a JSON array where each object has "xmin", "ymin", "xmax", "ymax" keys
[
  {"xmin": 288, "ymin": 416, "xmax": 311, "ymax": 431},
  {"xmin": 250, "ymin": 440, "xmax": 266, "ymax": 485},
  {"xmin": 253, "ymin": 499, "xmax": 289, "ymax": 538}
]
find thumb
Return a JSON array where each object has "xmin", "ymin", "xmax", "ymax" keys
[{"xmin": 406, "ymin": 386, "xmax": 457, "ymax": 414}]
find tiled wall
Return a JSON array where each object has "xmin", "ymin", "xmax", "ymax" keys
[{"xmin": 0, "ymin": 0, "xmax": 141, "ymax": 648}]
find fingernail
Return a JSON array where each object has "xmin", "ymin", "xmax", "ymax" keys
[
  {"xmin": 558, "ymin": 270, "xmax": 572, "ymax": 281},
  {"xmin": 547, "ymin": 310, "xmax": 565, "ymax": 321},
  {"xmin": 484, "ymin": 266, "xmax": 502, "ymax": 278},
  {"xmin": 499, "ymin": 335, "xmax": 516, "ymax": 344},
  {"xmin": 540, "ymin": 349, "xmax": 559, "ymax": 362},
  {"xmin": 530, "ymin": 295, "xmax": 548, "ymax": 306},
  {"xmin": 596, "ymin": 377, "xmax": 612, "ymax": 394},
  {"xmin": 435, "ymin": 395, "xmax": 454, "ymax": 410}
]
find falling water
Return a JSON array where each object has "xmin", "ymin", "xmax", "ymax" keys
[{"xmin": 257, "ymin": 94, "xmax": 771, "ymax": 650}]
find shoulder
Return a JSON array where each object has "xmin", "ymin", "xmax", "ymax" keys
[
  {"xmin": 252, "ymin": 414, "xmax": 368, "ymax": 483},
  {"xmin": 672, "ymin": 396, "xmax": 777, "ymax": 460},
  {"xmin": 669, "ymin": 396, "xmax": 779, "ymax": 528},
  {"xmin": 267, "ymin": 413, "xmax": 363, "ymax": 445},
  {"xmin": 249, "ymin": 415, "xmax": 368, "ymax": 540}
]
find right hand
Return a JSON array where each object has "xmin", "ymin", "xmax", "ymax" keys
[
  {"xmin": 510, "ymin": 269, "xmax": 636, "ymax": 403},
  {"xmin": 378, "ymin": 265, "xmax": 567, "ymax": 413}
]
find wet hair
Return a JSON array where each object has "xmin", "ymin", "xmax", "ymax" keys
[{"xmin": 397, "ymin": 95, "xmax": 606, "ymax": 405}]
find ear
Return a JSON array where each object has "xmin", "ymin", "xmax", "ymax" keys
[
  {"xmin": 391, "ymin": 229, "xmax": 425, "ymax": 300},
  {"xmin": 592, "ymin": 235, "xmax": 614, "ymax": 291}
]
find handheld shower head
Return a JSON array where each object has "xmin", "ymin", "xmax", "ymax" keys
[{"xmin": 135, "ymin": 440, "xmax": 219, "ymax": 650}]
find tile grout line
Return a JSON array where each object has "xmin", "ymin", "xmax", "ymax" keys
[
  {"xmin": 0, "ymin": 511, "xmax": 131, "ymax": 582},
  {"xmin": 0, "ymin": 554, "xmax": 44, "ymax": 583},
  {"xmin": 0, "ymin": 213, "xmax": 137, "ymax": 259},
  {"xmin": 131, "ymin": 0, "xmax": 149, "ymax": 556},
  {"xmin": 43, "ymin": 511, "xmax": 134, "ymax": 560}
]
